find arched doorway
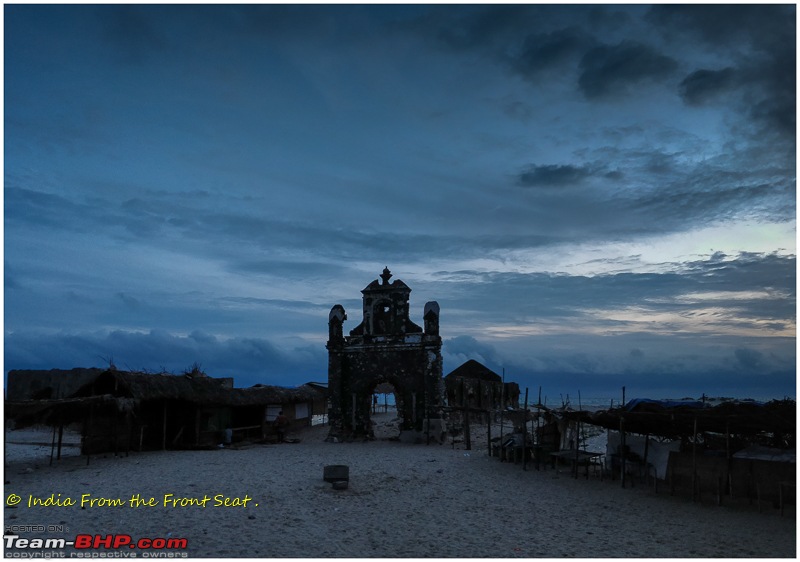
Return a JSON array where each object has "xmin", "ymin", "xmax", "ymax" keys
[{"xmin": 370, "ymin": 382, "xmax": 399, "ymax": 440}]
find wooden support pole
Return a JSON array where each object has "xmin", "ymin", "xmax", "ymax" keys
[
  {"xmin": 575, "ymin": 391, "xmax": 582, "ymax": 479},
  {"xmin": 113, "ymin": 411, "xmax": 118, "ymax": 457},
  {"xmin": 86, "ymin": 406, "xmax": 92, "ymax": 465},
  {"xmin": 49, "ymin": 424, "xmax": 57, "ymax": 466},
  {"xmin": 620, "ymin": 416, "xmax": 626, "ymax": 488},
  {"xmin": 486, "ymin": 410, "xmax": 492, "ymax": 457},
  {"xmin": 162, "ymin": 402, "xmax": 167, "ymax": 451},
  {"xmin": 499, "ymin": 369, "xmax": 505, "ymax": 445},
  {"xmin": 726, "ymin": 420, "xmax": 733, "ymax": 499},
  {"xmin": 125, "ymin": 414, "xmax": 131, "ymax": 457},
  {"xmin": 522, "ymin": 387, "xmax": 529, "ymax": 471},
  {"xmin": 691, "ymin": 417, "xmax": 698, "ymax": 502},
  {"xmin": 535, "ymin": 386, "xmax": 542, "ymax": 471},
  {"xmin": 464, "ymin": 409, "xmax": 471, "ymax": 450},
  {"xmin": 57, "ymin": 424, "xmax": 64, "ymax": 461},
  {"xmin": 620, "ymin": 385, "xmax": 626, "ymax": 488}
]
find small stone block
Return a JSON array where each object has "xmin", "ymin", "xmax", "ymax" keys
[{"xmin": 323, "ymin": 464, "xmax": 349, "ymax": 482}]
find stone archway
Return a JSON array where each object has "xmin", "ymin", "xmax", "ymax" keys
[{"xmin": 326, "ymin": 268, "xmax": 444, "ymax": 442}]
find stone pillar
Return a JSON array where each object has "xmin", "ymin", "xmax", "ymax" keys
[{"xmin": 326, "ymin": 306, "xmax": 346, "ymax": 442}]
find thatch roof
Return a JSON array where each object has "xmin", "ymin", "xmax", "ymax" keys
[
  {"xmin": 233, "ymin": 383, "xmax": 323, "ymax": 406},
  {"xmin": 444, "ymin": 360, "xmax": 502, "ymax": 382},
  {"xmin": 5, "ymin": 394, "xmax": 131, "ymax": 426},
  {"xmin": 73, "ymin": 369, "xmax": 324, "ymax": 406},
  {"xmin": 6, "ymin": 368, "xmax": 106, "ymax": 400},
  {"xmin": 563, "ymin": 399, "xmax": 796, "ymax": 440},
  {"xmin": 6, "ymin": 369, "xmax": 325, "ymax": 428},
  {"xmin": 71, "ymin": 370, "xmax": 235, "ymax": 404}
]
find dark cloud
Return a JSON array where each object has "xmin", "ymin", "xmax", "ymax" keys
[
  {"xmin": 679, "ymin": 67, "xmax": 737, "ymax": 106},
  {"xmin": 98, "ymin": 5, "xmax": 169, "ymax": 64},
  {"xmin": 517, "ymin": 164, "xmax": 593, "ymax": 188},
  {"xmin": 5, "ymin": 188, "xmax": 96, "ymax": 232},
  {"xmin": 425, "ymin": 5, "xmax": 540, "ymax": 52},
  {"xmin": 578, "ymin": 41, "xmax": 678, "ymax": 99},
  {"xmin": 433, "ymin": 252, "xmax": 795, "ymax": 329},
  {"xmin": 648, "ymin": 5, "xmax": 796, "ymax": 139},
  {"xmin": 513, "ymin": 27, "xmax": 595, "ymax": 77},
  {"xmin": 646, "ymin": 5, "xmax": 794, "ymax": 50},
  {"xmin": 442, "ymin": 331, "xmax": 794, "ymax": 400},
  {"xmin": 5, "ymin": 330, "xmax": 326, "ymax": 387},
  {"xmin": 586, "ymin": 6, "xmax": 634, "ymax": 32},
  {"xmin": 116, "ymin": 292, "xmax": 141, "ymax": 309}
]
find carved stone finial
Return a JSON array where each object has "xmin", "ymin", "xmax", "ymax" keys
[{"xmin": 380, "ymin": 266, "xmax": 392, "ymax": 285}]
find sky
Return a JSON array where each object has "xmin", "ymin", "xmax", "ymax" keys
[{"xmin": 4, "ymin": 4, "xmax": 796, "ymax": 402}]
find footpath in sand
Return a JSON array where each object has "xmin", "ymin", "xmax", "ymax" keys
[{"xmin": 3, "ymin": 417, "xmax": 796, "ymax": 558}]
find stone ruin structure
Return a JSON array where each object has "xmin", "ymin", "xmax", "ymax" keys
[{"xmin": 326, "ymin": 267, "xmax": 444, "ymax": 441}]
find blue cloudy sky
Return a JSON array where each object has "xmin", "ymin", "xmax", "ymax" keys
[{"xmin": 4, "ymin": 4, "xmax": 796, "ymax": 401}]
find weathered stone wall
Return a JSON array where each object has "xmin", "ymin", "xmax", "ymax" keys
[{"xmin": 326, "ymin": 269, "xmax": 443, "ymax": 441}]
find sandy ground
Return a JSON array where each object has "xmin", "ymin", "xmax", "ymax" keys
[{"xmin": 3, "ymin": 417, "xmax": 796, "ymax": 559}]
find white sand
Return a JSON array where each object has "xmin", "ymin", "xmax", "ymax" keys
[{"xmin": 3, "ymin": 419, "xmax": 795, "ymax": 558}]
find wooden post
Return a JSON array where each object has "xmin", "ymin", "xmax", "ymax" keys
[
  {"xmin": 486, "ymin": 410, "xmax": 492, "ymax": 457},
  {"xmin": 620, "ymin": 416, "xmax": 626, "ymax": 488},
  {"xmin": 726, "ymin": 420, "xmax": 733, "ymax": 499},
  {"xmin": 522, "ymin": 388, "xmax": 529, "ymax": 471},
  {"xmin": 85, "ymin": 406, "xmax": 92, "ymax": 465},
  {"xmin": 459, "ymin": 378, "xmax": 470, "ymax": 450},
  {"xmin": 620, "ymin": 385, "xmax": 626, "ymax": 488},
  {"xmin": 57, "ymin": 424, "xmax": 64, "ymax": 461},
  {"xmin": 49, "ymin": 424, "xmax": 57, "ymax": 466},
  {"xmin": 499, "ymin": 369, "xmax": 505, "ymax": 447},
  {"xmin": 113, "ymin": 411, "xmax": 118, "ymax": 457},
  {"xmin": 643, "ymin": 433, "xmax": 650, "ymax": 487},
  {"xmin": 162, "ymin": 402, "xmax": 167, "ymax": 451},
  {"xmin": 411, "ymin": 392, "xmax": 417, "ymax": 429},
  {"xmin": 575, "ymin": 391, "xmax": 583, "ymax": 479},
  {"xmin": 535, "ymin": 386, "xmax": 542, "ymax": 470},
  {"xmin": 691, "ymin": 417, "xmax": 698, "ymax": 502},
  {"xmin": 125, "ymin": 413, "xmax": 131, "ymax": 457}
]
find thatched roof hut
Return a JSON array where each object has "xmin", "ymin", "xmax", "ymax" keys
[
  {"xmin": 444, "ymin": 359, "xmax": 502, "ymax": 382},
  {"xmin": 443, "ymin": 360, "xmax": 520, "ymax": 412},
  {"xmin": 6, "ymin": 368, "xmax": 329, "ymax": 453}
]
